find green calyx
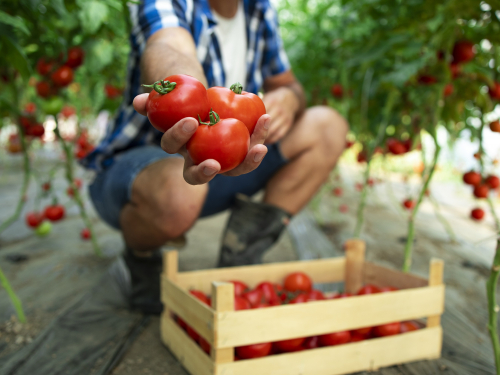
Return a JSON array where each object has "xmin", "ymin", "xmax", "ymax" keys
[
  {"xmin": 230, "ymin": 82, "xmax": 243, "ymax": 94},
  {"xmin": 198, "ymin": 110, "xmax": 220, "ymax": 126},
  {"xmin": 142, "ymin": 79, "xmax": 177, "ymax": 94}
]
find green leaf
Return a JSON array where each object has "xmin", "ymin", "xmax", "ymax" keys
[
  {"xmin": 78, "ymin": 1, "xmax": 109, "ymax": 34},
  {"xmin": 87, "ymin": 39, "xmax": 114, "ymax": 71},
  {"xmin": 50, "ymin": 0, "xmax": 68, "ymax": 16},
  {"xmin": 0, "ymin": 35, "xmax": 31, "ymax": 80},
  {"xmin": 0, "ymin": 11, "xmax": 30, "ymax": 35}
]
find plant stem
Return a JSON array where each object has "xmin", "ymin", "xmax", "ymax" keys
[
  {"xmin": 0, "ymin": 264, "xmax": 26, "ymax": 323},
  {"xmin": 486, "ymin": 233, "xmax": 500, "ymax": 375},
  {"xmin": 354, "ymin": 161, "xmax": 371, "ymax": 238},
  {"xmin": 429, "ymin": 194, "xmax": 457, "ymax": 243},
  {"xmin": 53, "ymin": 117, "xmax": 102, "ymax": 257}
]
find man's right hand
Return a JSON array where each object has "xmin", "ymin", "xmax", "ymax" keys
[{"xmin": 133, "ymin": 93, "xmax": 270, "ymax": 185}]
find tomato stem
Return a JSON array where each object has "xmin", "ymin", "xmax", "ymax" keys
[
  {"xmin": 0, "ymin": 265, "xmax": 26, "ymax": 323},
  {"xmin": 142, "ymin": 80, "xmax": 177, "ymax": 95},
  {"xmin": 198, "ymin": 110, "xmax": 220, "ymax": 126},
  {"xmin": 230, "ymin": 82, "xmax": 243, "ymax": 94}
]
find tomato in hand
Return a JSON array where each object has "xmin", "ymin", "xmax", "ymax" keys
[
  {"xmin": 65, "ymin": 47, "xmax": 85, "ymax": 69},
  {"xmin": 144, "ymin": 74, "xmax": 210, "ymax": 133},
  {"xmin": 236, "ymin": 342, "xmax": 272, "ymax": 359},
  {"xmin": 26, "ymin": 212, "xmax": 44, "ymax": 228},
  {"xmin": 230, "ymin": 280, "xmax": 249, "ymax": 297},
  {"xmin": 284, "ymin": 272, "xmax": 312, "ymax": 293},
  {"xmin": 373, "ymin": 322, "xmax": 401, "ymax": 337},
  {"xmin": 319, "ymin": 331, "xmax": 351, "ymax": 346},
  {"xmin": 242, "ymin": 289, "xmax": 263, "ymax": 308},
  {"xmin": 51, "ymin": 66, "xmax": 74, "ymax": 87},
  {"xmin": 206, "ymin": 83, "xmax": 266, "ymax": 135},
  {"xmin": 186, "ymin": 111, "xmax": 250, "ymax": 173},
  {"xmin": 44, "ymin": 204, "xmax": 65, "ymax": 222},
  {"xmin": 357, "ymin": 284, "xmax": 381, "ymax": 295}
]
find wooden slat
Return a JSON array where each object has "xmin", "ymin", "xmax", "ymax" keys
[
  {"xmin": 163, "ymin": 250, "xmax": 178, "ymax": 281},
  {"xmin": 161, "ymin": 276, "xmax": 215, "ymax": 344},
  {"xmin": 211, "ymin": 282, "xmax": 234, "ymax": 364},
  {"xmin": 160, "ymin": 313, "xmax": 214, "ymax": 375},
  {"xmin": 215, "ymin": 285, "xmax": 444, "ymax": 348},
  {"xmin": 427, "ymin": 258, "xmax": 444, "ymax": 328},
  {"xmin": 344, "ymin": 239, "xmax": 365, "ymax": 294},
  {"xmin": 176, "ymin": 258, "xmax": 346, "ymax": 294},
  {"xmin": 364, "ymin": 262, "xmax": 428, "ymax": 289}
]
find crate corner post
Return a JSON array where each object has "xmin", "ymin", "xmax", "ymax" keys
[
  {"xmin": 211, "ymin": 281, "xmax": 235, "ymax": 372},
  {"xmin": 427, "ymin": 257, "xmax": 444, "ymax": 360},
  {"xmin": 344, "ymin": 239, "xmax": 366, "ymax": 294}
]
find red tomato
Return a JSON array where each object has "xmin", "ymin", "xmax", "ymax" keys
[
  {"xmin": 331, "ymin": 83, "xmax": 343, "ymax": 98},
  {"xmin": 332, "ymin": 187, "xmax": 343, "ymax": 197},
  {"xmin": 486, "ymin": 175, "xmax": 500, "ymax": 189},
  {"xmin": 402, "ymin": 199, "xmax": 415, "ymax": 210},
  {"xmin": 81, "ymin": 228, "xmax": 91, "ymax": 240},
  {"xmin": 235, "ymin": 296, "xmax": 251, "ymax": 310},
  {"xmin": 284, "ymin": 272, "xmax": 312, "ymax": 293},
  {"xmin": 400, "ymin": 321, "xmax": 419, "ymax": 333},
  {"xmin": 144, "ymin": 74, "xmax": 210, "ymax": 132},
  {"xmin": 25, "ymin": 102, "xmax": 36, "ymax": 114},
  {"xmin": 36, "ymin": 58, "xmax": 55, "ymax": 76},
  {"xmin": 236, "ymin": 342, "xmax": 272, "ymax": 359},
  {"xmin": 42, "ymin": 182, "xmax": 51, "ymax": 191},
  {"xmin": 339, "ymin": 204, "xmax": 349, "ymax": 213},
  {"xmin": 443, "ymin": 83, "xmax": 454, "ymax": 97},
  {"xmin": 349, "ymin": 333, "xmax": 368, "ymax": 342},
  {"xmin": 252, "ymin": 301, "xmax": 270, "ymax": 309},
  {"xmin": 386, "ymin": 138, "xmax": 406, "ymax": 155},
  {"xmin": 186, "ymin": 113, "xmax": 250, "ymax": 173},
  {"xmin": 306, "ymin": 289, "xmax": 325, "ymax": 301},
  {"xmin": 418, "ymin": 75, "xmax": 437, "ymax": 85},
  {"xmin": 105, "ymin": 84, "xmax": 123, "ymax": 99},
  {"xmin": 190, "ymin": 290, "xmax": 210, "ymax": 305},
  {"xmin": 273, "ymin": 337, "xmax": 305, "ymax": 352},
  {"xmin": 490, "ymin": 121, "xmax": 500, "ymax": 133},
  {"xmin": 36, "ymin": 81, "xmax": 52, "ymax": 98},
  {"xmin": 61, "ymin": 105, "xmax": 76, "ymax": 118},
  {"xmin": 449, "ymin": 63, "xmax": 460, "ymax": 79},
  {"xmin": 230, "ymin": 280, "xmax": 249, "ymax": 297},
  {"xmin": 75, "ymin": 149, "xmax": 88, "ymax": 159},
  {"xmin": 463, "ymin": 171, "xmax": 481, "ymax": 186},
  {"xmin": 452, "ymin": 40, "xmax": 475, "ymax": 64},
  {"xmin": 44, "ymin": 204, "xmax": 65, "ymax": 222},
  {"xmin": 380, "ymin": 286, "xmax": 399, "ymax": 292},
  {"xmin": 255, "ymin": 282, "xmax": 280, "ymax": 304},
  {"xmin": 65, "ymin": 47, "xmax": 84, "ymax": 69},
  {"xmin": 187, "ymin": 326, "xmax": 200, "ymax": 341},
  {"xmin": 490, "ymin": 82, "xmax": 500, "ymax": 100},
  {"xmin": 26, "ymin": 124, "xmax": 45, "ymax": 138},
  {"xmin": 26, "ymin": 212, "xmax": 44, "ymax": 228},
  {"xmin": 289, "ymin": 294, "xmax": 308, "ymax": 304},
  {"xmin": 175, "ymin": 315, "xmax": 188, "ymax": 330},
  {"xmin": 51, "ymin": 66, "xmax": 74, "ymax": 87},
  {"xmin": 319, "ymin": 331, "xmax": 351, "ymax": 346},
  {"xmin": 242, "ymin": 289, "xmax": 263, "ymax": 308},
  {"xmin": 373, "ymin": 322, "xmax": 401, "ymax": 337},
  {"xmin": 303, "ymin": 336, "xmax": 319, "ymax": 349},
  {"xmin": 357, "ymin": 150, "xmax": 367, "ymax": 163},
  {"xmin": 357, "ymin": 284, "xmax": 381, "ymax": 295},
  {"xmin": 67, "ymin": 178, "xmax": 82, "ymax": 198},
  {"xmin": 351, "ymin": 326, "xmax": 372, "ymax": 336},
  {"xmin": 199, "ymin": 337, "xmax": 211, "ymax": 354},
  {"xmin": 332, "ymin": 292, "xmax": 352, "ymax": 299},
  {"xmin": 473, "ymin": 184, "xmax": 489, "ymax": 199},
  {"xmin": 206, "ymin": 83, "xmax": 266, "ymax": 135},
  {"xmin": 471, "ymin": 208, "xmax": 485, "ymax": 221}
]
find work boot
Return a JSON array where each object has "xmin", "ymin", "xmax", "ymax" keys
[{"xmin": 218, "ymin": 194, "xmax": 292, "ymax": 267}]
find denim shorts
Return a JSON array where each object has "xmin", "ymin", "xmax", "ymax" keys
[{"xmin": 88, "ymin": 144, "xmax": 288, "ymax": 229}]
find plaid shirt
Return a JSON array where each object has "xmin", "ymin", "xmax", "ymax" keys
[{"xmin": 82, "ymin": 0, "xmax": 290, "ymax": 171}]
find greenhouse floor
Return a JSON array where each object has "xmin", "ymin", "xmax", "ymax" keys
[{"xmin": 0, "ymin": 157, "xmax": 498, "ymax": 375}]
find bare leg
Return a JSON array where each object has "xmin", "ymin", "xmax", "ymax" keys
[{"xmin": 264, "ymin": 106, "xmax": 349, "ymax": 214}]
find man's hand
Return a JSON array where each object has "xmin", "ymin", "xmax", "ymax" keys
[
  {"xmin": 262, "ymin": 86, "xmax": 300, "ymax": 145},
  {"xmin": 133, "ymin": 93, "xmax": 270, "ymax": 185}
]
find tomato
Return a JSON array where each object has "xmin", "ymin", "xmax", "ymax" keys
[
  {"xmin": 273, "ymin": 337, "xmax": 305, "ymax": 352},
  {"xmin": 67, "ymin": 178, "xmax": 82, "ymax": 198},
  {"xmin": 345, "ymin": 140, "xmax": 354, "ymax": 148},
  {"xmin": 61, "ymin": 105, "xmax": 76, "ymax": 118},
  {"xmin": 236, "ymin": 342, "xmax": 272, "ymax": 359},
  {"xmin": 417, "ymin": 75, "xmax": 437, "ymax": 85},
  {"xmin": 51, "ymin": 66, "xmax": 74, "ymax": 87},
  {"xmin": 44, "ymin": 204, "xmax": 65, "ymax": 222},
  {"xmin": 26, "ymin": 124, "xmax": 45, "ymax": 138},
  {"xmin": 75, "ymin": 149, "xmax": 88, "ymax": 159},
  {"xmin": 289, "ymin": 294, "xmax": 308, "ymax": 304},
  {"xmin": 357, "ymin": 150, "xmax": 367, "ymax": 163},
  {"xmin": 81, "ymin": 228, "xmax": 91, "ymax": 240},
  {"xmin": 42, "ymin": 182, "xmax": 51, "ymax": 191},
  {"xmin": 187, "ymin": 326, "xmax": 200, "ymax": 341},
  {"xmin": 386, "ymin": 138, "xmax": 406, "ymax": 155},
  {"xmin": 489, "ymin": 82, "xmax": 500, "ymax": 100},
  {"xmin": 331, "ymin": 83, "xmax": 343, "ymax": 98},
  {"xmin": 242, "ymin": 289, "xmax": 263, "ymax": 307},
  {"xmin": 319, "ymin": 331, "xmax": 351, "ymax": 346},
  {"xmin": 303, "ymin": 336, "xmax": 319, "ymax": 349},
  {"xmin": 186, "ymin": 111, "xmax": 250, "ymax": 173},
  {"xmin": 486, "ymin": 175, "xmax": 500, "ymax": 189},
  {"xmin": 198, "ymin": 336, "xmax": 211, "ymax": 354},
  {"xmin": 490, "ymin": 121, "xmax": 500, "ymax": 133},
  {"xmin": 471, "ymin": 208, "xmax": 485, "ymax": 221},
  {"xmin": 306, "ymin": 289, "xmax": 325, "ymax": 301},
  {"xmin": 206, "ymin": 83, "xmax": 266, "ymax": 135},
  {"xmin": 380, "ymin": 286, "xmax": 399, "ymax": 292},
  {"xmin": 402, "ymin": 199, "xmax": 415, "ymax": 210},
  {"xmin": 463, "ymin": 171, "xmax": 481, "ymax": 186},
  {"xmin": 42, "ymin": 96, "xmax": 64, "ymax": 115},
  {"xmin": 349, "ymin": 333, "xmax": 368, "ymax": 342},
  {"xmin": 65, "ymin": 47, "xmax": 85, "ymax": 69},
  {"xmin": 190, "ymin": 290, "xmax": 210, "ymax": 305},
  {"xmin": 443, "ymin": 83, "xmax": 453, "ymax": 97},
  {"xmin": 144, "ymin": 74, "xmax": 210, "ymax": 133},
  {"xmin": 26, "ymin": 212, "xmax": 44, "ymax": 228},
  {"xmin": 252, "ymin": 301, "xmax": 271, "ymax": 308},
  {"xmin": 105, "ymin": 84, "xmax": 123, "ymax": 99},
  {"xmin": 230, "ymin": 280, "xmax": 249, "ymax": 297},
  {"xmin": 25, "ymin": 102, "xmax": 36, "ymax": 114},
  {"xmin": 176, "ymin": 315, "xmax": 188, "ymax": 330},
  {"xmin": 332, "ymin": 292, "xmax": 352, "ymax": 299},
  {"xmin": 255, "ymin": 282, "xmax": 280, "ymax": 304},
  {"xmin": 332, "ymin": 187, "xmax": 343, "ymax": 197},
  {"xmin": 373, "ymin": 322, "xmax": 401, "ymax": 337},
  {"xmin": 357, "ymin": 284, "xmax": 380, "ymax": 295},
  {"xmin": 452, "ymin": 40, "xmax": 475, "ymax": 64},
  {"xmin": 284, "ymin": 272, "xmax": 312, "ymax": 293},
  {"xmin": 36, "ymin": 81, "xmax": 52, "ymax": 98},
  {"xmin": 36, "ymin": 57, "xmax": 55, "ymax": 76},
  {"xmin": 449, "ymin": 63, "xmax": 460, "ymax": 79},
  {"xmin": 473, "ymin": 184, "xmax": 489, "ymax": 199},
  {"xmin": 35, "ymin": 221, "xmax": 52, "ymax": 237},
  {"xmin": 339, "ymin": 204, "xmax": 349, "ymax": 213},
  {"xmin": 8, "ymin": 142, "xmax": 22, "ymax": 154},
  {"xmin": 235, "ymin": 296, "xmax": 251, "ymax": 310},
  {"xmin": 400, "ymin": 321, "xmax": 419, "ymax": 333}
]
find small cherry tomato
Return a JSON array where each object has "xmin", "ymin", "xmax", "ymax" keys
[
  {"xmin": 26, "ymin": 212, "xmax": 44, "ymax": 228},
  {"xmin": 357, "ymin": 284, "xmax": 381, "ymax": 295},
  {"xmin": 81, "ymin": 228, "xmax": 91, "ymax": 240},
  {"xmin": 51, "ymin": 66, "xmax": 74, "ymax": 87},
  {"xmin": 36, "ymin": 57, "xmax": 55, "ymax": 76},
  {"xmin": 273, "ymin": 337, "xmax": 305, "ymax": 353},
  {"xmin": 65, "ymin": 47, "xmax": 85, "ymax": 69},
  {"xmin": 36, "ymin": 81, "xmax": 52, "ymax": 98},
  {"xmin": 44, "ymin": 204, "xmax": 65, "ymax": 222}
]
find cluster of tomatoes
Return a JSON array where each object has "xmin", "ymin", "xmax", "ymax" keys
[
  {"xmin": 143, "ymin": 75, "xmax": 265, "ymax": 172},
  {"xmin": 175, "ymin": 273, "xmax": 419, "ymax": 359},
  {"xmin": 35, "ymin": 47, "xmax": 84, "ymax": 100},
  {"xmin": 74, "ymin": 130, "xmax": 95, "ymax": 160},
  {"xmin": 462, "ymin": 171, "xmax": 499, "ymax": 221},
  {"xmin": 7, "ymin": 103, "xmax": 46, "ymax": 154}
]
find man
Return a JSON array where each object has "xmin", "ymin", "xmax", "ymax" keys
[{"xmin": 82, "ymin": 0, "xmax": 348, "ymax": 314}]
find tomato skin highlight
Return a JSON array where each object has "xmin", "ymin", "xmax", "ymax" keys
[
  {"xmin": 145, "ymin": 74, "xmax": 210, "ymax": 133},
  {"xmin": 207, "ymin": 85, "xmax": 265, "ymax": 135},
  {"xmin": 187, "ymin": 117, "xmax": 250, "ymax": 173},
  {"xmin": 236, "ymin": 342, "xmax": 272, "ymax": 359}
]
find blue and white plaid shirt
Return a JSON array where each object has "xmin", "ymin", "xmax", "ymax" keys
[{"xmin": 82, "ymin": 0, "xmax": 290, "ymax": 171}]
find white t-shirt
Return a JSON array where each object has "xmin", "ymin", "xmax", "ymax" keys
[{"xmin": 212, "ymin": 2, "xmax": 247, "ymax": 88}]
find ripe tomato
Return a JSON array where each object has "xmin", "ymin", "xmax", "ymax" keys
[
  {"xmin": 339, "ymin": 204, "xmax": 349, "ymax": 213},
  {"xmin": 36, "ymin": 57, "xmax": 55, "ymax": 76},
  {"xmin": 471, "ymin": 208, "xmax": 485, "ymax": 221},
  {"xmin": 51, "ymin": 66, "xmax": 74, "ymax": 87},
  {"xmin": 443, "ymin": 83, "xmax": 454, "ymax": 97},
  {"xmin": 452, "ymin": 40, "xmax": 475, "ymax": 64},
  {"xmin": 490, "ymin": 121, "xmax": 500, "ymax": 133},
  {"xmin": 61, "ymin": 105, "xmax": 76, "ymax": 118},
  {"xmin": 44, "ymin": 204, "xmax": 65, "ymax": 222},
  {"xmin": 81, "ymin": 228, "xmax": 91, "ymax": 240},
  {"xmin": 284, "ymin": 272, "xmax": 312, "ymax": 293},
  {"xmin": 144, "ymin": 74, "xmax": 210, "ymax": 133},
  {"xmin": 306, "ymin": 289, "xmax": 325, "ymax": 301},
  {"xmin": 252, "ymin": 301, "xmax": 271, "ymax": 308},
  {"xmin": 273, "ymin": 337, "xmax": 305, "ymax": 352},
  {"xmin": 449, "ymin": 63, "xmax": 460, "ymax": 79},
  {"xmin": 25, "ymin": 102, "xmax": 36, "ymax": 114},
  {"xmin": 36, "ymin": 81, "xmax": 52, "ymax": 98},
  {"xmin": 26, "ymin": 212, "xmax": 44, "ymax": 228},
  {"xmin": 387, "ymin": 138, "xmax": 406, "ymax": 155},
  {"xmin": 418, "ymin": 75, "xmax": 437, "ymax": 85},
  {"xmin": 490, "ymin": 82, "xmax": 500, "ymax": 100},
  {"xmin": 187, "ymin": 326, "xmax": 200, "ymax": 341},
  {"xmin": 357, "ymin": 150, "xmax": 367, "ymax": 163},
  {"xmin": 75, "ymin": 148, "xmax": 88, "ymax": 159},
  {"xmin": 242, "ymin": 289, "xmax": 263, "ymax": 308},
  {"xmin": 26, "ymin": 124, "xmax": 45, "ymax": 138},
  {"xmin": 400, "ymin": 321, "xmax": 419, "ymax": 333},
  {"xmin": 42, "ymin": 182, "xmax": 51, "ymax": 191},
  {"xmin": 402, "ymin": 199, "xmax": 415, "ymax": 210},
  {"xmin": 236, "ymin": 342, "xmax": 272, "ymax": 359},
  {"xmin": 473, "ymin": 184, "xmax": 489, "ymax": 199},
  {"xmin": 190, "ymin": 290, "xmax": 210, "ymax": 305},
  {"xmin": 186, "ymin": 112, "xmax": 250, "ymax": 173},
  {"xmin": 303, "ymin": 336, "xmax": 319, "ymax": 349},
  {"xmin": 319, "ymin": 331, "xmax": 351, "ymax": 346},
  {"xmin": 380, "ymin": 286, "xmax": 399, "ymax": 292},
  {"xmin": 65, "ymin": 47, "xmax": 84, "ymax": 69},
  {"xmin": 331, "ymin": 83, "xmax": 343, "ymax": 98},
  {"xmin": 289, "ymin": 294, "xmax": 308, "ymax": 304},
  {"xmin": 255, "ymin": 282, "xmax": 280, "ymax": 304},
  {"xmin": 463, "ymin": 171, "xmax": 481, "ymax": 186},
  {"xmin": 105, "ymin": 84, "xmax": 122, "ymax": 99},
  {"xmin": 332, "ymin": 187, "xmax": 343, "ymax": 197},
  {"xmin": 486, "ymin": 175, "xmax": 500, "ymax": 189},
  {"xmin": 206, "ymin": 83, "xmax": 266, "ymax": 135},
  {"xmin": 351, "ymin": 326, "xmax": 372, "ymax": 336},
  {"xmin": 357, "ymin": 284, "xmax": 380, "ymax": 295},
  {"xmin": 235, "ymin": 296, "xmax": 251, "ymax": 310},
  {"xmin": 373, "ymin": 322, "xmax": 401, "ymax": 337},
  {"xmin": 230, "ymin": 280, "xmax": 248, "ymax": 297},
  {"xmin": 198, "ymin": 337, "xmax": 211, "ymax": 354},
  {"xmin": 349, "ymin": 333, "xmax": 368, "ymax": 342},
  {"xmin": 332, "ymin": 292, "xmax": 352, "ymax": 299}
]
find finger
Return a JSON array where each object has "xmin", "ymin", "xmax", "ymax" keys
[
  {"xmin": 161, "ymin": 117, "xmax": 198, "ymax": 154},
  {"xmin": 250, "ymin": 114, "xmax": 271, "ymax": 148},
  {"xmin": 132, "ymin": 94, "xmax": 149, "ymax": 116},
  {"xmin": 224, "ymin": 144, "xmax": 268, "ymax": 176},
  {"xmin": 266, "ymin": 123, "xmax": 289, "ymax": 145},
  {"xmin": 265, "ymin": 117, "xmax": 286, "ymax": 144},
  {"xmin": 183, "ymin": 158, "xmax": 221, "ymax": 185}
]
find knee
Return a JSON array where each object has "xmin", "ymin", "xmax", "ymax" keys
[{"xmin": 308, "ymin": 106, "xmax": 349, "ymax": 162}]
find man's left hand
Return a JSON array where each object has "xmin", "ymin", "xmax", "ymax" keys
[{"xmin": 262, "ymin": 87, "xmax": 299, "ymax": 145}]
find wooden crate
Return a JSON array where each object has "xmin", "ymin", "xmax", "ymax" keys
[{"xmin": 160, "ymin": 239, "xmax": 445, "ymax": 375}]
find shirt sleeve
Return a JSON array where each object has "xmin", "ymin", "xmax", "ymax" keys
[{"xmin": 260, "ymin": 3, "xmax": 291, "ymax": 81}]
